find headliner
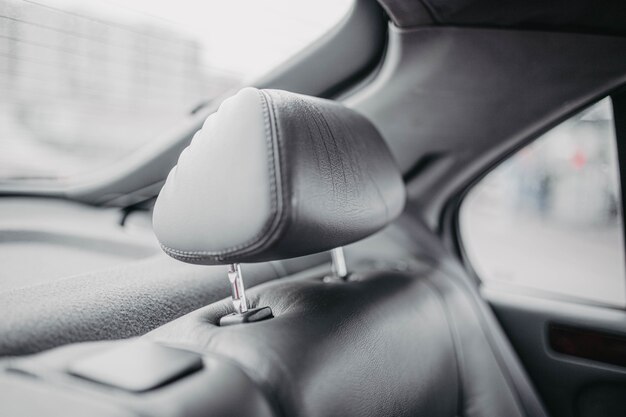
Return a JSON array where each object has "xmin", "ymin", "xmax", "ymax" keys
[{"xmin": 378, "ymin": 0, "xmax": 626, "ymax": 37}]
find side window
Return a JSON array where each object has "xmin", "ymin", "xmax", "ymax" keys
[{"xmin": 460, "ymin": 97, "xmax": 626, "ymax": 308}]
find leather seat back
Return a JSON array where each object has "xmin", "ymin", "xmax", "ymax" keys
[
  {"xmin": 148, "ymin": 242, "xmax": 541, "ymax": 417},
  {"xmin": 152, "ymin": 269, "xmax": 457, "ymax": 417},
  {"xmin": 0, "ymin": 228, "xmax": 546, "ymax": 417}
]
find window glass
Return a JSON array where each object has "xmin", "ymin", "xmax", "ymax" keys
[
  {"xmin": 0, "ymin": 0, "xmax": 353, "ymax": 180},
  {"xmin": 460, "ymin": 97, "xmax": 626, "ymax": 307}
]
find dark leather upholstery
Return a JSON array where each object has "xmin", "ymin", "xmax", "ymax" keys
[
  {"xmin": 153, "ymin": 88, "xmax": 405, "ymax": 265},
  {"xmin": 146, "ymin": 261, "xmax": 532, "ymax": 417},
  {"xmin": 0, "ymin": 219, "xmax": 546, "ymax": 417},
  {"xmin": 148, "ymin": 269, "xmax": 458, "ymax": 417}
]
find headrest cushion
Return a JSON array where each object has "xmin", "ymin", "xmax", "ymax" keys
[{"xmin": 153, "ymin": 88, "xmax": 405, "ymax": 264}]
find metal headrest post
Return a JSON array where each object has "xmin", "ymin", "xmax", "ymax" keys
[
  {"xmin": 227, "ymin": 263, "xmax": 248, "ymax": 315},
  {"xmin": 330, "ymin": 247, "xmax": 348, "ymax": 279},
  {"xmin": 220, "ymin": 264, "xmax": 273, "ymax": 326}
]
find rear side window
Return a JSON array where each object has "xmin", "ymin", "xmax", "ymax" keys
[{"xmin": 460, "ymin": 97, "xmax": 626, "ymax": 308}]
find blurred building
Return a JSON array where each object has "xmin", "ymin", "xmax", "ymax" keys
[{"xmin": 0, "ymin": 0, "xmax": 240, "ymax": 179}]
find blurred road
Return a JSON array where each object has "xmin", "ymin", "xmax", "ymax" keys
[{"xmin": 462, "ymin": 205, "xmax": 626, "ymax": 307}]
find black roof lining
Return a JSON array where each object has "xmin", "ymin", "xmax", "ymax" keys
[{"xmin": 378, "ymin": 0, "xmax": 626, "ymax": 37}]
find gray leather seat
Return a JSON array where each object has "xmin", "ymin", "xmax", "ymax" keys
[
  {"xmin": 0, "ymin": 88, "xmax": 547, "ymax": 417},
  {"xmin": 147, "ymin": 238, "xmax": 537, "ymax": 417}
]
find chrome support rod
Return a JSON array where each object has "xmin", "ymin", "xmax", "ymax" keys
[
  {"xmin": 227, "ymin": 263, "xmax": 249, "ymax": 315},
  {"xmin": 330, "ymin": 247, "xmax": 348, "ymax": 279}
]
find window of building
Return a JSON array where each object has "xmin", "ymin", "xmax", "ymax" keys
[{"xmin": 460, "ymin": 97, "xmax": 626, "ymax": 307}]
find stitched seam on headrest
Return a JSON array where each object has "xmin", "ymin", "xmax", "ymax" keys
[{"xmin": 160, "ymin": 89, "xmax": 287, "ymax": 263}]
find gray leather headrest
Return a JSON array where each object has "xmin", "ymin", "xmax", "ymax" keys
[{"xmin": 153, "ymin": 88, "xmax": 405, "ymax": 265}]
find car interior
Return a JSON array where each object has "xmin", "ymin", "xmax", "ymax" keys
[{"xmin": 1, "ymin": 0, "xmax": 626, "ymax": 416}]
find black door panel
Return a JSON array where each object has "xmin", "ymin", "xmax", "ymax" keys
[{"xmin": 483, "ymin": 287, "xmax": 626, "ymax": 417}]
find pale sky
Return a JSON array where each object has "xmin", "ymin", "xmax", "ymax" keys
[{"xmin": 51, "ymin": 0, "xmax": 353, "ymax": 80}]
